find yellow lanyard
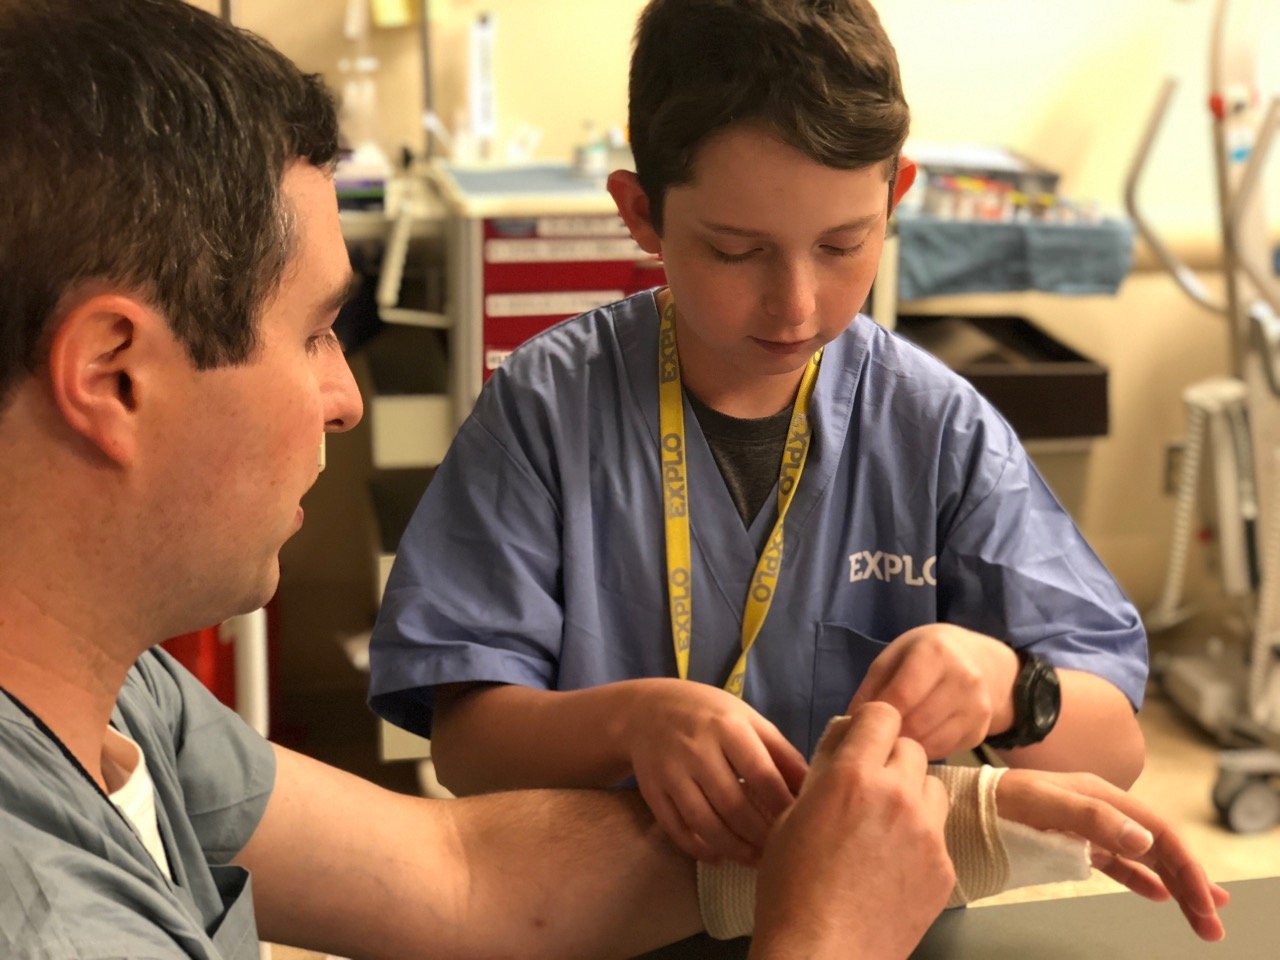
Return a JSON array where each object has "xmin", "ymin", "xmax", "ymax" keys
[{"xmin": 658, "ymin": 293, "xmax": 821, "ymax": 697}]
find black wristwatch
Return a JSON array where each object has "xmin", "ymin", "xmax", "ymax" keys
[{"xmin": 984, "ymin": 650, "xmax": 1060, "ymax": 750}]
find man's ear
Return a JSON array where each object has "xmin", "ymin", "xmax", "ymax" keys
[
  {"xmin": 46, "ymin": 293, "xmax": 161, "ymax": 465},
  {"xmin": 890, "ymin": 157, "xmax": 919, "ymax": 211},
  {"xmin": 607, "ymin": 170, "xmax": 663, "ymax": 256}
]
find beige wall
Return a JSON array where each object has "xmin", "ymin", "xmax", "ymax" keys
[
  {"xmin": 194, "ymin": 1, "xmax": 1280, "ymax": 682},
  {"xmin": 211, "ymin": 0, "xmax": 1280, "ymax": 233}
]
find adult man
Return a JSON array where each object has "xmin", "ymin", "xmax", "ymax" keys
[{"xmin": 0, "ymin": 2, "xmax": 1225, "ymax": 958}]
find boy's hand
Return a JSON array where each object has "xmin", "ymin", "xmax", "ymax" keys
[
  {"xmin": 751, "ymin": 703, "xmax": 953, "ymax": 960},
  {"xmin": 847, "ymin": 623, "xmax": 1018, "ymax": 759},
  {"xmin": 624, "ymin": 678, "xmax": 807, "ymax": 865},
  {"xmin": 997, "ymin": 769, "xmax": 1230, "ymax": 942}
]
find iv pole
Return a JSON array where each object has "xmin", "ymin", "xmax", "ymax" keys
[{"xmin": 1130, "ymin": 0, "xmax": 1280, "ymax": 833}]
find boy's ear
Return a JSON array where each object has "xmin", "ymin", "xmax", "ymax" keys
[
  {"xmin": 46, "ymin": 293, "xmax": 163, "ymax": 466},
  {"xmin": 607, "ymin": 170, "xmax": 663, "ymax": 255},
  {"xmin": 890, "ymin": 157, "xmax": 919, "ymax": 210}
]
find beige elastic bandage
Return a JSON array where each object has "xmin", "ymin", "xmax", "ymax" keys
[{"xmin": 697, "ymin": 764, "xmax": 1092, "ymax": 940}]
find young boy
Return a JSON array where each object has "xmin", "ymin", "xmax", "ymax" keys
[{"xmin": 369, "ymin": 0, "xmax": 1148, "ymax": 867}]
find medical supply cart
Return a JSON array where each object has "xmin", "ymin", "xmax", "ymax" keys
[{"xmin": 367, "ymin": 162, "xmax": 666, "ymax": 770}]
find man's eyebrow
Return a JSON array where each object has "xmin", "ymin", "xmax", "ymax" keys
[
  {"xmin": 315, "ymin": 270, "xmax": 362, "ymax": 319},
  {"xmin": 700, "ymin": 214, "xmax": 882, "ymax": 238}
]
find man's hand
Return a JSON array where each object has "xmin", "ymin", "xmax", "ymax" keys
[
  {"xmin": 998, "ymin": 768, "xmax": 1230, "ymax": 942},
  {"xmin": 625, "ymin": 678, "xmax": 807, "ymax": 865},
  {"xmin": 848, "ymin": 623, "xmax": 1018, "ymax": 759},
  {"xmin": 750, "ymin": 703, "xmax": 954, "ymax": 960}
]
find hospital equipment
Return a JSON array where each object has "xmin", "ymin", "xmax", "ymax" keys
[
  {"xmin": 1130, "ymin": 0, "xmax": 1280, "ymax": 832},
  {"xmin": 362, "ymin": 162, "xmax": 661, "ymax": 783}
]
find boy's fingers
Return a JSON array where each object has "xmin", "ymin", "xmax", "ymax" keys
[
  {"xmin": 749, "ymin": 719, "xmax": 809, "ymax": 801},
  {"xmin": 670, "ymin": 779, "xmax": 757, "ymax": 864},
  {"xmin": 648, "ymin": 790, "xmax": 716, "ymax": 863},
  {"xmin": 847, "ymin": 645, "xmax": 904, "ymax": 708},
  {"xmin": 701, "ymin": 759, "xmax": 771, "ymax": 848}
]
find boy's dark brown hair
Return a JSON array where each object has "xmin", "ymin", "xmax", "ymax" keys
[
  {"xmin": 628, "ymin": 0, "xmax": 909, "ymax": 232},
  {"xmin": 0, "ymin": 0, "xmax": 339, "ymax": 409}
]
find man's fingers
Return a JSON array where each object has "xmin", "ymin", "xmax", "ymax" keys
[
  {"xmin": 1091, "ymin": 847, "xmax": 1171, "ymax": 902},
  {"xmin": 1140, "ymin": 846, "xmax": 1222, "ymax": 923},
  {"xmin": 999, "ymin": 772, "xmax": 1226, "ymax": 942},
  {"xmin": 998, "ymin": 774, "xmax": 1151, "ymax": 855},
  {"xmin": 921, "ymin": 774, "xmax": 949, "ymax": 828},
  {"xmin": 1091, "ymin": 849, "xmax": 1226, "ymax": 942},
  {"xmin": 885, "ymin": 734, "xmax": 929, "ymax": 781},
  {"xmin": 810, "ymin": 701, "xmax": 903, "ymax": 782}
]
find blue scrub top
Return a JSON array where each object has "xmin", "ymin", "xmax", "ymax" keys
[
  {"xmin": 0, "ymin": 649, "xmax": 274, "ymax": 958},
  {"xmin": 369, "ymin": 290, "xmax": 1146, "ymax": 756}
]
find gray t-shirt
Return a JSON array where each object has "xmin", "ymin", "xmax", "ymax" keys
[
  {"xmin": 686, "ymin": 389, "xmax": 792, "ymax": 527},
  {"xmin": 0, "ymin": 648, "xmax": 276, "ymax": 959}
]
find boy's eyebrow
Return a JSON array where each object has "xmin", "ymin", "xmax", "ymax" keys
[
  {"xmin": 700, "ymin": 214, "xmax": 882, "ymax": 238},
  {"xmin": 314, "ymin": 270, "xmax": 362, "ymax": 319}
]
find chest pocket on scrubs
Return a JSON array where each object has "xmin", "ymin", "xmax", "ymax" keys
[
  {"xmin": 809, "ymin": 623, "xmax": 890, "ymax": 756},
  {"xmin": 206, "ymin": 865, "xmax": 260, "ymax": 960}
]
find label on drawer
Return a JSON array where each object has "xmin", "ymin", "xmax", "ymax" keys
[
  {"xmin": 484, "ymin": 237, "xmax": 647, "ymax": 263},
  {"xmin": 485, "ymin": 348, "xmax": 513, "ymax": 371},
  {"xmin": 535, "ymin": 216, "xmax": 631, "ymax": 237},
  {"xmin": 485, "ymin": 290, "xmax": 624, "ymax": 318}
]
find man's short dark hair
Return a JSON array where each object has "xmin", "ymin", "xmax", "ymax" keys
[
  {"xmin": 0, "ymin": 0, "xmax": 339, "ymax": 407},
  {"xmin": 628, "ymin": 0, "xmax": 910, "ymax": 232}
]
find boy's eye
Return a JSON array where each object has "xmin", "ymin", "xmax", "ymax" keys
[
  {"xmin": 821, "ymin": 242, "xmax": 865, "ymax": 258},
  {"xmin": 710, "ymin": 246, "xmax": 760, "ymax": 263}
]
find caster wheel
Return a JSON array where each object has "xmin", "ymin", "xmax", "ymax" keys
[
  {"xmin": 1213, "ymin": 770, "xmax": 1251, "ymax": 815},
  {"xmin": 1223, "ymin": 778, "xmax": 1280, "ymax": 834}
]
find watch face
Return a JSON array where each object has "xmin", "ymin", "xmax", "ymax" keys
[
  {"xmin": 1030, "ymin": 662, "xmax": 1062, "ymax": 733},
  {"xmin": 1032, "ymin": 692, "xmax": 1057, "ymax": 729}
]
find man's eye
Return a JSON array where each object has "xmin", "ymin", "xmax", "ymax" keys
[{"xmin": 307, "ymin": 330, "xmax": 341, "ymax": 354}]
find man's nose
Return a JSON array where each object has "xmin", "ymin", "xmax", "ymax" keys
[{"xmin": 324, "ymin": 355, "xmax": 364, "ymax": 433}]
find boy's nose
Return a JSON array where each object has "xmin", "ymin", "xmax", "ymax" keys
[{"xmin": 765, "ymin": 258, "xmax": 817, "ymax": 326}]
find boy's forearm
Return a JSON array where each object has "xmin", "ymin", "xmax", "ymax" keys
[
  {"xmin": 994, "ymin": 669, "xmax": 1144, "ymax": 788},
  {"xmin": 432, "ymin": 680, "xmax": 644, "ymax": 794}
]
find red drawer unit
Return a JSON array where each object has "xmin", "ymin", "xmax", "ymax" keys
[
  {"xmin": 434, "ymin": 163, "xmax": 668, "ymax": 419},
  {"xmin": 480, "ymin": 215, "xmax": 666, "ymax": 379}
]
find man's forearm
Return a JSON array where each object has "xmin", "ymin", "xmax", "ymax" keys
[
  {"xmin": 995, "ymin": 669, "xmax": 1144, "ymax": 787},
  {"xmin": 445, "ymin": 786, "xmax": 703, "ymax": 958},
  {"xmin": 241, "ymin": 746, "xmax": 702, "ymax": 960},
  {"xmin": 432, "ymin": 681, "xmax": 646, "ymax": 794}
]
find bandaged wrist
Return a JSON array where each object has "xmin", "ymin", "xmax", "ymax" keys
[{"xmin": 696, "ymin": 763, "xmax": 1092, "ymax": 940}]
